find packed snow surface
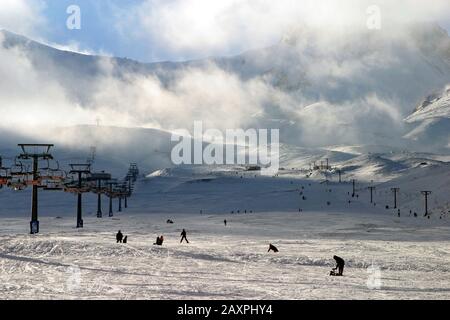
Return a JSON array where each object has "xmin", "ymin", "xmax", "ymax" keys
[{"xmin": 1, "ymin": 169, "xmax": 449, "ymax": 300}]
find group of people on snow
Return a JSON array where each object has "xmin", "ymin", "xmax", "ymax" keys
[
  {"xmin": 115, "ymin": 228, "xmax": 189, "ymax": 246},
  {"xmin": 267, "ymin": 243, "xmax": 345, "ymax": 275},
  {"xmin": 116, "ymin": 217, "xmax": 345, "ymax": 276}
]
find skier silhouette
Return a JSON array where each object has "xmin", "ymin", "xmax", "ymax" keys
[
  {"xmin": 180, "ymin": 229, "xmax": 189, "ymax": 243},
  {"xmin": 116, "ymin": 230, "xmax": 123, "ymax": 243},
  {"xmin": 331, "ymin": 255, "xmax": 345, "ymax": 276},
  {"xmin": 224, "ymin": 219, "xmax": 227, "ymax": 226}
]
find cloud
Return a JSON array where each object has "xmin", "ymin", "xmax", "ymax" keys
[
  {"xmin": 0, "ymin": 0, "xmax": 47, "ymax": 37},
  {"xmin": 0, "ymin": 1, "xmax": 449, "ymax": 152},
  {"xmin": 0, "ymin": 32, "xmax": 92, "ymax": 131},
  {"xmin": 87, "ymin": 62, "xmax": 274, "ymax": 131},
  {"xmin": 116, "ymin": 0, "xmax": 450, "ymax": 60}
]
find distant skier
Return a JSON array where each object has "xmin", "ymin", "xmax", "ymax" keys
[
  {"xmin": 224, "ymin": 219, "xmax": 227, "ymax": 226},
  {"xmin": 116, "ymin": 230, "xmax": 123, "ymax": 243},
  {"xmin": 180, "ymin": 229, "xmax": 189, "ymax": 243},
  {"xmin": 123, "ymin": 236, "xmax": 128, "ymax": 244},
  {"xmin": 330, "ymin": 255, "xmax": 345, "ymax": 276},
  {"xmin": 268, "ymin": 244, "xmax": 279, "ymax": 253}
]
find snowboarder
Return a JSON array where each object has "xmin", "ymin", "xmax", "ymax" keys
[
  {"xmin": 268, "ymin": 244, "xmax": 279, "ymax": 253},
  {"xmin": 123, "ymin": 236, "xmax": 128, "ymax": 244},
  {"xmin": 180, "ymin": 229, "xmax": 189, "ymax": 243},
  {"xmin": 330, "ymin": 255, "xmax": 345, "ymax": 276},
  {"xmin": 116, "ymin": 230, "xmax": 123, "ymax": 243}
]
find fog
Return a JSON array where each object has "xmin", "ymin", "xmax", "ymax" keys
[{"xmin": 0, "ymin": 1, "xmax": 450, "ymax": 152}]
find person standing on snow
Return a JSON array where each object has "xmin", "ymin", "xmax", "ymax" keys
[
  {"xmin": 180, "ymin": 229, "xmax": 189, "ymax": 243},
  {"xmin": 116, "ymin": 230, "xmax": 123, "ymax": 243}
]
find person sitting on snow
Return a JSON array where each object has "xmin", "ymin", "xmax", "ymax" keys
[{"xmin": 154, "ymin": 236, "xmax": 164, "ymax": 246}]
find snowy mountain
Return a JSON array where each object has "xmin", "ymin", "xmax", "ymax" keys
[
  {"xmin": 404, "ymin": 84, "xmax": 450, "ymax": 150},
  {"xmin": 1, "ymin": 23, "xmax": 450, "ymax": 150},
  {"xmin": 3, "ymin": 25, "xmax": 450, "ymax": 300}
]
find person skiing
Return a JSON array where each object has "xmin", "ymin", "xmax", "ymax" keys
[
  {"xmin": 123, "ymin": 236, "xmax": 128, "ymax": 244},
  {"xmin": 331, "ymin": 255, "xmax": 345, "ymax": 276},
  {"xmin": 180, "ymin": 229, "xmax": 189, "ymax": 243},
  {"xmin": 224, "ymin": 219, "xmax": 227, "ymax": 226},
  {"xmin": 116, "ymin": 230, "xmax": 123, "ymax": 243},
  {"xmin": 268, "ymin": 244, "xmax": 279, "ymax": 253}
]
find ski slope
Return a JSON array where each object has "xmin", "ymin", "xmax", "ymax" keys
[{"xmin": 1, "ymin": 168, "xmax": 450, "ymax": 300}]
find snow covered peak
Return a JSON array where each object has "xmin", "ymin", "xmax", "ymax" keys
[{"xmin": 406, "ymin": 84, "xmax": 450, "ymax": 123}]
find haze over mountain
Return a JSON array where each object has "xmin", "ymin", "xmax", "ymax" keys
[{"xmin": 1, "ymin": 22, "xmax": 450, "ymax": 174}]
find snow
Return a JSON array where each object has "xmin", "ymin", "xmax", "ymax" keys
[
  {"xmin": 1, "ymin": 23, "xmax": 450, "ymax": 300},
  {"xmin": 1, "ymin": 168, "xmax": 450, "ymax": 300}
]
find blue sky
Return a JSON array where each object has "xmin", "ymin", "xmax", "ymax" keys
[{"xmin": 2, "ymin": 0, "xmax": 450, "ymax": 63}]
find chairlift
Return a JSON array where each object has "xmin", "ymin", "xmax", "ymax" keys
[
  {"xmin": 9, "ymin": 158, "xmax": 25, "ymax": 176},
  {"xmin": 0, "ymin": 166, "xmax": 11, "ymax": 186},
  {"xmin": 40, "ymin": 160, "xmax": 67, "ymax": 182}
]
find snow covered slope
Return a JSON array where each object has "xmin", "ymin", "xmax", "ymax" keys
[
  {"xmin": 1, "ymin": 172, "xmax": 450, "ymax": 299},
  {"xmin": 404, "ymin": 84, "xmax": 450, "ymax": 150}
]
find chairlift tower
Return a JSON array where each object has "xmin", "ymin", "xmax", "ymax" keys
[
  {"xmin": 106, "ymin": 179, "xmax": 118, "ymax": 217},
  {"xmin": 124, "ymin": 174, "xmax": 134, "ymax": 209},
  {"xmin": 368, "ymin": 186, "xmax": 376, "ymax": 203},
  {"xmin": 391, "ymin": 188, "xmax": 400, "ymax": 209},
  {"xmin": 421, "ymin": 191, "xmax": 432, "ymax": 217},
  {"xmin": 89, "ymin": 172, "xmax": 111, "ymax": 218},
  {"xmin": 69, "ymin": 164, "xmax": 91, "ymax": 228},
  {"xmin": 18, "ymin": 144, "xmax": 54, "ymax": 234}
]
